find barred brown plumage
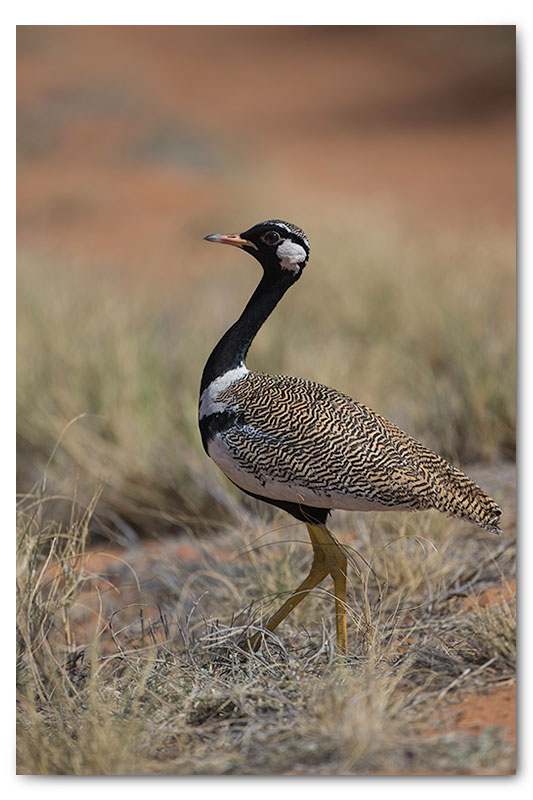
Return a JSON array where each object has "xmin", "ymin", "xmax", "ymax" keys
[
  {"xmin": 200, "ymin": 219, "xmax": 502, "ymax": 655},
  {"xmin": 209, "ymin": 371, "xmax": 502, "ymax": 533}
]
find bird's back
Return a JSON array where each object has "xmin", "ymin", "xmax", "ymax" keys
[{"xmin": 207, "ymin": 371, "xmax": 502, "ymax": 533}]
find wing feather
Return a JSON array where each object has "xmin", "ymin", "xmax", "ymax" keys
[{"xmin": 211, "ymin": 372, "xmax": 501, "ymax": 532}]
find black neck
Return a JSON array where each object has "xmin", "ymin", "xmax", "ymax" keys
[{"xmin": 200, "ymin": 271, "xmax": 295, "ymax": 393}]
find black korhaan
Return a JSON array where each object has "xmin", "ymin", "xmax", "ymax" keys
[{"xmin": 199, "ymin": 219, "xmax": 502, "ymax": 655}]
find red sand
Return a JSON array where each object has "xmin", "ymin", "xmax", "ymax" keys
[{"xmin": 17, "ymin": 26, "xmax": 515, "ymax": 275}]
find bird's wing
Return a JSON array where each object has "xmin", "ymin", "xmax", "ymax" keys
[{"xmin": 213, "ymin": 372, "xmax": 501, "ymax": 532}]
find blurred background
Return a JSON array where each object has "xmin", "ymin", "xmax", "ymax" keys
[
  {"xmin": 16, "ymin": 28, "xmax": 517, "ymax": 775},
  {"xmin": 17, "ymin": 25, "xmax": 516, "ymax": 541}
]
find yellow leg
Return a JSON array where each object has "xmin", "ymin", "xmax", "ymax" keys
[
  {"xmin": 309, "ymin": 525, "xmax": 348, "ymax": 656},
  {"xmin": 248, "ymin": 523, "xmax": 349, "ymax": 656},
  {"xmin": 248, "ymin": 525, "xmax": 328, "ymax": 652}
]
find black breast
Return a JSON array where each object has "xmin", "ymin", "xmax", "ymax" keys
[{"xmin": 199, "ymin": 410, "xmax": 243, "ymax": 454}]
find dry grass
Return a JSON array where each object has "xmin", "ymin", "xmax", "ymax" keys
[
  {"xmin": 17, "ymin": 212, "xmax": 515, "ymax": 540},
  {"xmin": 17, "ymin": 212, "xmax": 515, "ymax": 774},
  {"xmin": 16, "ymin": 477, "xmax": 515, "ymax": 775}
]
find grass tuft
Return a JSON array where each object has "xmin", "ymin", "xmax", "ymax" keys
[{"xmin": 16, "ymin": 478, "xmax": 515, "ymax": 775}]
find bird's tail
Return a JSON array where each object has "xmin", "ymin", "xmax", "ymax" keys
[{"xmin": 427, "ymin": 462, "xmax": 502, "ymax": 534}]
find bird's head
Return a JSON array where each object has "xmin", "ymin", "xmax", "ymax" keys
[{"xmin": 204, "ymin": 219, "xmax": 310, "ymax": 280}]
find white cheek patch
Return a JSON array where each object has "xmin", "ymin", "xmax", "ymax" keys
[{"xmin": 276, "ymin": 239, "xmax": 307, "ymax": 272}]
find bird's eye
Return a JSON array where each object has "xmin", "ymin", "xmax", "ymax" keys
[{"xmin": 261, "ymin": 231, "xmax": 281, "ymax": 246}]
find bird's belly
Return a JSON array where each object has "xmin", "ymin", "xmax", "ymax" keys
[{"xmin": 207, "ymin": 433, "xmax": 410, "ymax": 512}]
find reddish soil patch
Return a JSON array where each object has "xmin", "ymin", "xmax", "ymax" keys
[
  {"xmin": 43, "ymin": 536, "xmax": 240, "ymax": 652},
  {"xmin": 451, "ymin": 684, "xmax": 516, "ymax": 744},
  {"xmin": 462, "ymin": 578, "xmax": 516, "ymax": 611},
  {"xmin": 414, "ymin": 682, "xmax": 516, "ymax": 774}
]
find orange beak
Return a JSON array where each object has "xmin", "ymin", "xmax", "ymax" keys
[{"xmin": 204, "ymin": 233, "xmax": 258, "ymax": 250}]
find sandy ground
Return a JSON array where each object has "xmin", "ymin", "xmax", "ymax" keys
[{"xmin": 17, "ymin": 26, "xmax": 515, "ymax": 274}]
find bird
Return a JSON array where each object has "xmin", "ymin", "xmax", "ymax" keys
[{"xmin": 199, "ymin": 219, "xmax": 502, "ymax": 655}]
